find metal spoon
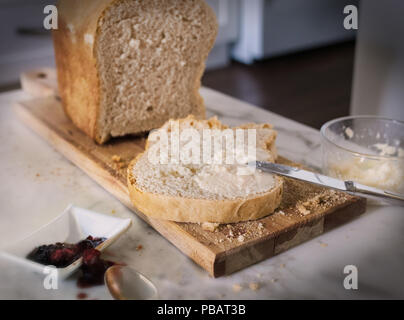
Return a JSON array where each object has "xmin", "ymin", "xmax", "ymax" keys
[{"xmin": 105, "ymin": 265, "xmax": 158, "ymax": 300}]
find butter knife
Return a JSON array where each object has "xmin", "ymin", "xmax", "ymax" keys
[{"xmin": 249, "ymin": 161, "xmax": 404, "ymax": 206}]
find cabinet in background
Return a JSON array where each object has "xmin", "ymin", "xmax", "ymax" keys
[{"xmin": 233, "ymin": 0, "xmax": 358, "ymax": 64}]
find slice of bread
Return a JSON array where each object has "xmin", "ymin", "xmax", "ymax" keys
[
  {"xmin": 54, "ymin": 0, "xmax": 218, "ymax": 143},
  {"xmin": 127, "ymin": 116, "xmax": 283, "ymax": 223}
]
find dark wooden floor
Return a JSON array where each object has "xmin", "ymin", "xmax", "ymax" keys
[{"xmin": 202, "ymin": 41, "xmax": 356, "ymax": 129}]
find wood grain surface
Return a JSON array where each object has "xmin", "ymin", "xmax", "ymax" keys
[{"xmin": 14, "ymin": 69, "xmax": 366, "ymax": 277}]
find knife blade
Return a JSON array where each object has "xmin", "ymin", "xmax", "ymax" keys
[{"xmin": 249, "ymin": 161, "xmax": 404, "ymax": 206}]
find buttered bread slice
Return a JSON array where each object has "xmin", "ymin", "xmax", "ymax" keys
[{"xmin": 127, "ymin": 116, "xmax": 283, "ymax": 223}]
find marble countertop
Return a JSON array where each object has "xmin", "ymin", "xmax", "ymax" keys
[{"xmin": 0, "ymin": 89, "xmax": 403, "ymax": 299}]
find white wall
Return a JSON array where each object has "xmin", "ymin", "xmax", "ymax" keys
[
  {"xmin": 205, "ymin": 0, "xmax": 240, "ymax": 69},
  {"xmin": 351, "ymin": 0, "xmax": 404, "ymax": 120}
]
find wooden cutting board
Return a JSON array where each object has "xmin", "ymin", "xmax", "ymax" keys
[{"xmin": 15, "ymin": 68, "xmax": 366, "ymax": 277}]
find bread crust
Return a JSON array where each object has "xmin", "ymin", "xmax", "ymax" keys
[
  {"xmin": 53, "ymin": 0, "xmax": 111, "ymax": 143},
  {"xmin": 127, "ymin": 116, "xmax": 283, "ymax": 223},
  {"xmin": 53, "ymin": 0, "xmax": 217, "ymax": 144}
]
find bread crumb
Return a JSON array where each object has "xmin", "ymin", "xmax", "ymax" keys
[
  {"xmin": 318, "ymin": 241, "xmax": 328, "ymax": 247},
  {"xmin": 237, "ymin": 235, "xmax": 245, "ymax": 243},
  {"xmin": 249, "ymin": 282, "xmax": 260, "ymax": 291},
  {"xmin": 36, "ymin": 173, "xmax": 40, "ymax": 177},
  {"xmin": 201, "ymin": 222, "xmax": 220, "ymax": 232},
  {"xmin": 297, "ymin": 203, "xmax": 311, "ymax": 215},
  {"xmin": 117, "ymin": 162, "xmax": 126, "ymax": 169},
  {"xmin": 136, "ymin": 245, "xmax": 143, "ymax": 251},
  {"xmin": 232, "ymin": 284, "xmax": 242, "ymax": 292},
  {"xmin": 111, "ymin": 155, "xmax": 127, "ymax": 170},
  {"xmin": 298, "ymin": 191, "xmax": 341, "ymax": 216},
  {"xmin": 345, "ymin": 127, "xmax": 354, "ymax": 139}
]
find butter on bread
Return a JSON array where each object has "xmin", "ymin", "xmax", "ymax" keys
[{"xmin": 127, "ymin": 116, "xmax": 283, "ymax": 223}]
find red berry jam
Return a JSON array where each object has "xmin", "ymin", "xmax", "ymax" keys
[
  {"xmin": 77, "ymin": 248, "xmax": 114, "ymax": 288},
  {"xmin": 27, "ymin": 236, "xmax": 115, "ymax": 288},
  {"xmin": 26, "ymin": 236, "xmax": 106, "ymax": 268},
  {"xmin": 77, "ymin": 292, "xmax": 88, "ymax": 300}
]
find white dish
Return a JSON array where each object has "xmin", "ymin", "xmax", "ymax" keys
[{"xmin": 0, "ymin": 204, "xmax": 132, "ymax": 279}]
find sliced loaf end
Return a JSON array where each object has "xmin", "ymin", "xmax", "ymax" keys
[{"xmin": 95, "ymin": 0, "xmax": 218, "ymax": 143}]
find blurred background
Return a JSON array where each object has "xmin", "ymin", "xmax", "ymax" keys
[{"xmin": 0, "ymin": 0, "xmax": 403, "ymax": 128}]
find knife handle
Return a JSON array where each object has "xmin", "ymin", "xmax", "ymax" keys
[{"xmin": 348, "ymin": 181, "xmax": 404, "ymax": 206}]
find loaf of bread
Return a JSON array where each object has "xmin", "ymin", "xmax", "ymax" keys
[
  {"xmin": 127, "ymin": 116, "xmax": 284, "ymax": 223},
  {"xmin": 53, "ymin": 0, "xmax": 218, "ymax": 143}
]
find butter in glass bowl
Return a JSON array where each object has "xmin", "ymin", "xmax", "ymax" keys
[{"xmin": 321, "ymin": 116, "xmax": 404, "ymax": 202}]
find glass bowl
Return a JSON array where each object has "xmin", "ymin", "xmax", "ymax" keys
[{"xmin": 320, "ymin": 116, "xmax": 404, "ymax": 199}]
